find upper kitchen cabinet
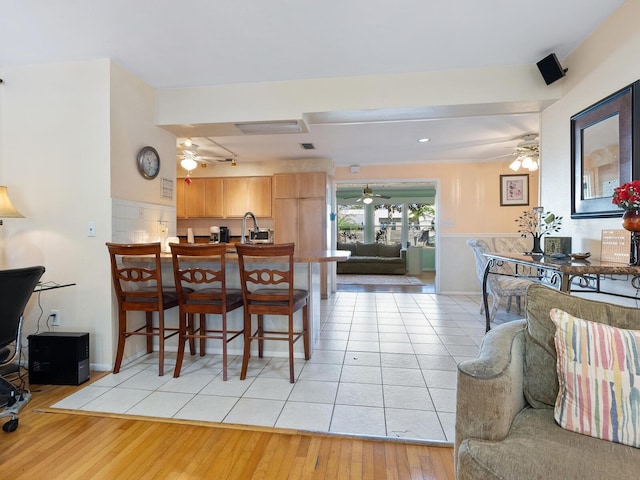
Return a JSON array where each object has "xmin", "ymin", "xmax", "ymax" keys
[
  {"xmin": 273, "ymin": 172, "xmax": 328, "ymax": 250},
  {"xmin": 176, "ymin": 177, "xmax": 223, "ymax": 218},
  {"xmin": 273, "ymin": 172, "xmax": 326, "ymax": 199},
  {"xmin": 223, "ymin": 176, "xmax": 272, "ymax": 218}
]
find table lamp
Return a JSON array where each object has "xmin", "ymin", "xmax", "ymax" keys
[{"xmin": 0, "ymin": 186, "xmax": 24, "ymax": 225}]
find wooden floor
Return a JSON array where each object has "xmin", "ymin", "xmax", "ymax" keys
[{"xmin": 0, "ymin": 374, "xmax": 455, "ymax": 479}]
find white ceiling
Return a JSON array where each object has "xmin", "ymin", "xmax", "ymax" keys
[{"xmin": 0, "ymin": 0, "xmax": 625, "ymax": 168}]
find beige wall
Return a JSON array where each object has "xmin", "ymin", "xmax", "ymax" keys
[
  {"xmin": 157, "ymin": 65, "xmax": 559, "ymax": 126},
  {"xmin": 540, "ymin": 0, "xmax": 640, "ymax": 256},
  {"xmin": 0, "ymin": 60, "xmax": 113, "ymax": 368},
  {"xmin": 0, "ymin": 59, "xmax": 176, "ymax": 371},
  {"xmin": 110, "ymin": 63, "xmax": 176, "ymax": 205},
  {"xmin": 335, "ymin": 161, "xmax": 539, "ymax": 293}
]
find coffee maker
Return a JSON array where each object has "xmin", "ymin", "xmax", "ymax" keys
[
  {"xmin": 209, "ymin": 226, "xmax": 220, "ymax": 244},
  {"xmin": 219, "ymin": 226, "xmax": 230, "ymax": 243}
]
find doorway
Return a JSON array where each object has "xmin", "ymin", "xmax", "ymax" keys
[{"xmin": 334, "ymin": 181, "xmax": 437, "ymax": 293}]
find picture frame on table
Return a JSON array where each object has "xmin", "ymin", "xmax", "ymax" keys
[
  {"xmin": 500, "ymin": 174, "xmax": 529, "ymax": 206},
  {"xmin": 571, "ymin": 80, "xmax": 640, "ymax": 219}
]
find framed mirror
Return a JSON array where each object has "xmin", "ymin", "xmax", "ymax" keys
[{"xmin": 571, "ymin": 81, "xmax": 640, "ymax": 218}]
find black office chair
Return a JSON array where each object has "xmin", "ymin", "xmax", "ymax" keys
[{"xmin": 0, "ymin": 265, "xmax": 45, "ymax": 432}]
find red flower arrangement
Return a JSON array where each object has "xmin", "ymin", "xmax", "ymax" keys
[{"xmin": 612, "ymin": 180, "xmax": 640, "ymax": 211}]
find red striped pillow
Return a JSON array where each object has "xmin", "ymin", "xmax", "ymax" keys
[{"xmin": 550, "ymin": 308, "xmax": 640, "ymax": 448}]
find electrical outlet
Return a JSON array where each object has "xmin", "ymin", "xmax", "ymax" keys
[
  {"xmin": 158, "ymin": 220, "xmax": 168, "ymax": 235},
  {"xmin": 50, "ymin": 309, "xmax": 60, "ymax": 326}
]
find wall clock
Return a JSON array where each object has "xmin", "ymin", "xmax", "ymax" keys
[{"xmin": 137, "ymin": 146, "xmax": 160, "ymax": 179}]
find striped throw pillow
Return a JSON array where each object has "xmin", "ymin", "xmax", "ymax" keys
[{"xmin": 550, "ymin": 308, "xmax": 640, "ymax": 448}]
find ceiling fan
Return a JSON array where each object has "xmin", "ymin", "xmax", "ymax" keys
[
  {"xmin": 487, "ymin": 134, "xmax": 540, "ymax": 171},
  {"xmin": 344, "ymin": 185, "xmax": 391, "ymax": 204},
  {"xmin": 508, "ymin": 134, "xmax": 539, "ymax": 171},
  {"xmin": 177, "ymin": 139, "xmax": 237, "ymax": 170}
]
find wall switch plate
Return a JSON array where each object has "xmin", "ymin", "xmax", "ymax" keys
[{"xmin": 88, "ymin": 221, "xmax": 96, "ymax": 237}]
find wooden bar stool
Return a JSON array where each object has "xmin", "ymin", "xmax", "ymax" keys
[
  {"xmin": 235, "ymin": 243, "xmax": 310, "ymax": 383},
  {"xmin": 170, "ymin": 243, "xmax": 244, "ymax": 380},
  {"xmin": 106, "ymin": 242, "xmax": 189, "ymax": 376}
]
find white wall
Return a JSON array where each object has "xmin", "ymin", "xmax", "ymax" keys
[
  {"xmin": 0, "ymin": 60, "xmax": 113, "ymax": 369},
  {"xmin": 0, "ymin": 59, "xmax": 178, "ymax": 372},
  {"xmin": 540, "ymin": 0, "xmax": 640, "ymax": 256}
]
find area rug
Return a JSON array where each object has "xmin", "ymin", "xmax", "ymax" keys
[{"xmin": 336, "ymin": 274, "xmax": 427, "ymax": 285}]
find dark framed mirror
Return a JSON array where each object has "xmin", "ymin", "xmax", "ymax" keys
[{"xmin": 571, "ymin": 81, "xmax": 640, "ymax": 218}]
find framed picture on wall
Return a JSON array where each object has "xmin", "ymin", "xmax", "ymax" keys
[{"xmin": 500, "ymin": 174, "xmax": 529, "ymax": 206}]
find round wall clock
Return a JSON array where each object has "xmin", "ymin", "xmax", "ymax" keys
[{"xmin": 137, "ymin": 146, "xmax": 160, "ymax": 179}]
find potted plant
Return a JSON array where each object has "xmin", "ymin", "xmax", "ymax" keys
[
  {"xmin": 515, "ymin": 207, "xmax": 562, "ymax": 254},
  {"xmin": 612, "ymin": 180, "xmax": 640, "ymax": 265}
]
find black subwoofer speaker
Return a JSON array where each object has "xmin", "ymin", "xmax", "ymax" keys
[
  {"xmin": 536, "ymin": 53, "xmax": 567, "ymax": 85},
  {"xmin": 29, "ymin": 332, "xmax": 90, "ymax": 385}
]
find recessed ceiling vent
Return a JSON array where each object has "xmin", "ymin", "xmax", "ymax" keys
[
  {"xmin": 300, "ymin": 143, "xmax": 315, "ymax": 150},
  {"xmin": 234, "ymin": 120, "xmax": 307, "ymax": 135}
]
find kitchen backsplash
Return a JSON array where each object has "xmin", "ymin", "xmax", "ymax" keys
[{"xmin": 112, "ymin": 198, "xmax": 176, "ymax": 244}]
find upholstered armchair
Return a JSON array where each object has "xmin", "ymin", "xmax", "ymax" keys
[{"xmin": 455, "ymin": 284, "xmax": 640, "ymax": 479}]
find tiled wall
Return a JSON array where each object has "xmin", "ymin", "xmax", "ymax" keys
[{"xmin": 111, "ymin": 198, "xmax": 176, "ymax": 245}]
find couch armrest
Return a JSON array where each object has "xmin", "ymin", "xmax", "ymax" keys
[{"xmin": 455, "ymin": 320, "xmax": 527, "ymax": 462}]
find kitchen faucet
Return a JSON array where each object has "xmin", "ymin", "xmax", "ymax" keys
[{"xmin": 241, "ymin": 211, "xmax": 259, "ymax": 244}]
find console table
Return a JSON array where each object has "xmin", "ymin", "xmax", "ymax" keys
[{"xmin": 482, "ymin": 252, "xmax": 640, "ymax": 331}]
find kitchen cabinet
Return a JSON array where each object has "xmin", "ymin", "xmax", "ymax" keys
[
  {"xmin": 177, "ymin": 176, "xmax": 270, "ymax": 219},
  {"xmin": 176, "ymin": 178, "xmax": 223, "ymax": 218},
  {"xmin": 273, "ymin": 172, "xmax": 327, "ymax": 250},
  {"xmin": 274, "ymin": 197, "xmax": 325, "ymax": 251},
  {"xmin": 274, "ymin": 172, "xmax": 326, "ymax": 199},
  {"xmin": 223, "ymin": 176, "xmax": 272, "ymax": 218}
]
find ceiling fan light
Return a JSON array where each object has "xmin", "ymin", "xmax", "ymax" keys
[
  {"xmin": 181, "ymin": 158, "xmax": 198, "ymax": 171},
  {"xmin": 363, "ymin": 196, "xmax": 373, "ymax": 204},
  {"xmin": 184, "ymin": 138, "xmax": 192, "ymax": 147},
  {"xmin": 521, "ymin": 156, "xmax": 533, "ymax": 169},
  {"xmin": 509, "ymin": 159, "xmax": 522, "ymax": 171},
  {"xmin": 528, "ymin": 159, "xmax": 539, "ymax": 171}
]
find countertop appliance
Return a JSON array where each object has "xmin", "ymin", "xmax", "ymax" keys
[
  {"xmin": 219, "ymin": 226, "xmax": 230, "ymax": 243},
  {"xmin": 209, "ymin": 226, "xmax": 220, "ymax": 244},
  {"xmin": 249, "ymin": 228, "xmax": 274, "ymax": 244}
]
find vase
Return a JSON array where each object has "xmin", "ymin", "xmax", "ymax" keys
[
  {"xmin": 531, "ymin": 235, "xmax": 543, "ymax": 255},
  {"xmin": 622, "ymin": 210, "xmax": 640, "ymax": 266}
]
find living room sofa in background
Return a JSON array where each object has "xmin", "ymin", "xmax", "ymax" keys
[
  {"xmin": 455, "ymin": 284, "xmax": 640, "ymax": 479},
  {"xmin": 336, "ymin": 242, "xmax": 406, "ymax": 274}
]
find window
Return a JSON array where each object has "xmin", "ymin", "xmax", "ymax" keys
[
  {"xmin": 337, "ymin": 205, "xmax": 364, "ymax": 243},
  {"xmin": 407, "ymin": 203, "xmax": 435, "ymax": 246}
]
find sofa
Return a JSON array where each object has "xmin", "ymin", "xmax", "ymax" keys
[
  {"xmin": 455, "ymin": 284, "xmax": 640, "ymax": 479},
  {"xmin": 336, "ymin": 242, "xmax": 406, "ymax": 274}
]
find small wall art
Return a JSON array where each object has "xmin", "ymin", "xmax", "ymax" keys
[{"xmin": 500, "ymin": 174, "xmax": 529, "ymax": 206}]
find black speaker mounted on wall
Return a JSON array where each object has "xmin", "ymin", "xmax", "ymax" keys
[{"xmin": 536, "ymin": 53, "xmax": 567, "ymax": 85}]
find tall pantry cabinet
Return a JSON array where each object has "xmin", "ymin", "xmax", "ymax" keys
[{"xmin": 273, "ymin": 172, "xmax": 327, "ymax": 251}]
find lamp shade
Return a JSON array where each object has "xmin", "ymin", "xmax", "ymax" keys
[{"xmin": 0, "ymin": 186, "xmax": 24, "ymax": 218}]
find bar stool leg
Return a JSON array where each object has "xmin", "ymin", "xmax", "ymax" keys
[
  {"xmin": 288, "ymin": 314, "xmax": 295, "ymax": 383},
  {"xmin": 173, "ymin": 312, "xmax": 190, "ymax": 378},
  {"xmin": 113, "ymin": 309, "xmax": 128, "ymax": 374},
  {"xmin": 157, "ymin": 310, "xmax": 165, "ymax": 376},
  {"xmin": 240, "ymin": 311, "xmax": 252, "ymax": 380},
  {"xmin": 146, "ymin": 312, "xmax": 153, "ymax": 354}
]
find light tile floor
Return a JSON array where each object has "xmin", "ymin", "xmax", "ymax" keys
[{"xmin": 52, "ymin": 291, "xmax": 522, "ymax": 444}]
